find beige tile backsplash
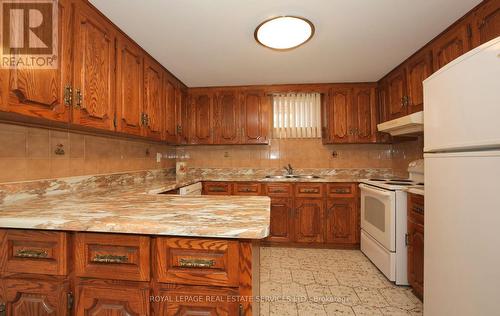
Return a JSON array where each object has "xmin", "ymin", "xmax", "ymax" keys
[
  {"xmin": 178, "ymin": 137, "xmax": 423, "ymax": 176},
  {"xmin": 0, "ymin": 123, "xmax": 176, "ymax": 183},
  {"xmin": 0, "ymin": 121, "xmax": 423, "ymax": 183}
]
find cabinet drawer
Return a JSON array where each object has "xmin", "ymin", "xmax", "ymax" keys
[
  {"xmin": 233, "ymin": 182, "xmax": 262, "ymax": 195},
  {"xmin": 408, "ymin": 193, "xmax": 424, "ymax": 224},
  {"xmin": 74, "ymin": 233, "xmax": 150, "ymax": 281},
  {"xmin": 327, "ymin": 183, "xmax": 356, "ymax": 197},
  {"xmin": 265, "ymin": 183, "xmax": 292, "ymax": 197},
  {"xmin": 295, "ymin": 183, "xmax": 324, "ymax": 198},
  {"xmin": 203, "ymin": 182, "xmax": 232, "ymax": 195},
  {"xmin": 155, "ymin": 237, "xmax": 239, "ymax": 287},
  {"xmin": 0, "ymin": 229, "xmax": 68, "ymax": 276}
]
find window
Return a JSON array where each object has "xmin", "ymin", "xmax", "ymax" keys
[{"xmin": 272, "ymin": 92, "xmax": 321, "ymax": 139}]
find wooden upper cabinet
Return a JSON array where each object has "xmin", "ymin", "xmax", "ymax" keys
[
  {"xmin": 352, "ymin": 86, "xmax": 377, "ymax": 143},
  {"xmin": 164, "ymin": 77, "xmax": 179, "ymax": 143},
  {"xmin": 405, "ymin": 49, "xmax": 433, "ymax": 114},
  {"xmin": 177, "ymin": 88, "xmax": 189, "ymax": 144},
  {"xmin": 240, "ymin": 90, "xmax": 269, "ymax": 144},
  {"xmin": 73, "ymin": 0, "xmax": 115, "ymax": 131},
  {"xmin": 143, "ymin": 57, "xmax": 164, "ymax": 140},
  {"xmin": 189, "ymin": 91, "xmax": 214, "ymax": 144},
  {"xmin": 214, "ymin": 90, "xmax": 240, "ymax": 144},
  {"xmin": 0, "ymin": 0, "xmax": 72, "ymax": 123},
  {"xmin": 432, "ymin": 22, "xmax": 472, "ymax": 70},
  {"xmin": 116, "ymin": 34, "xmax": 143, "ymax": 136},
  {"xmin": 327, "ymin": 87, "xmax": 352, "ymax": 143},
  {"xmin": 472, "ymin": 0, "xmax": 500, "ymax": 47},
  {"xmin": 386, "ymin": 68, "xmax": 407, "ymax": 120}
]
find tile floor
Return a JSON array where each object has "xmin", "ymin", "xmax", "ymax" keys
[{"xmin": 259, "ymin": 247, "xmax": 423, "ymax": 316}]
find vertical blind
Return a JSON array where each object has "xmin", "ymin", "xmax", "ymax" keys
[{"xmin": 272, "ymin": 93, "xmax": 321, "ymax": 139}]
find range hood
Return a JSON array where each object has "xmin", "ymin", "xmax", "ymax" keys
[{"xmin": 377, "ymin": 111, "xmax": 423, "ymax": 136}]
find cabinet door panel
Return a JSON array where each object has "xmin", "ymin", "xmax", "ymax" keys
[
  {"xmin": 352, "ymin": 87, "xmax": 377, "ymax": 143},
  {"xmin": 0, "ymin": 0, "xmax": 71, "ymax": 123},
  {"xmin": 294, "ymin": 198, "xmax": 324, "ymax": 243},
  {"xmin": 116, "ymin": 35, "xmax": 143, "ymax": 136},
  {"xmin": 76, "ymin": 285, "xmax": 149, "ymax": 316},
  {"xmin": 328, "ymin": 88, "xmax": 352, "ymax": 143},
  {"xmin": 215, "ymin": 90, "xmax": 240, "ymax": 144},
  {"xmin": 406, "ymin": 50, "xmax": 433, "ymax": 114},
  {"xmin": 2, "ymin": 279, "xmax": 68, "ymax": 316},
  {"xmin": 432, "ymin": 23, "xmax": 472, "ymax": 70},
  {"xmin": 164, "ymin": 78, "xmax": 178, "ymax": 143},
  {"xmin": 267, "ymin": 198, "xmax": 293, "ymax": 242},
  {"xmin": 177, "ymin": 88, "xmax": 189, "ymax": 144},
  {"xmin": 73, "ymin": 1, "xmax": 115, "ymax": 131},
  {"xmin": 408, "ymin": 220, "xmax": 424, "ymax": 299},
  {"xmin": 189, "ymin": 92, "xmax": 213, "ymax": 144},
  {"xmin": 472, "ymin": 0, "xmax": 500, "ymax": 46},
  {"xmin": 240, "ymin": 90, "xmax": 269, "ymax": 144},
  {"xmin": 143, "ymin": 57, "xmax": 163, "ymax": 140},
  {"xmin": 386, "ymin": 69, "xmax": 407, "ymax": 120},
  {"xmin": 325, "ymin": 198, "xmax": 357, "ymax": 244}
]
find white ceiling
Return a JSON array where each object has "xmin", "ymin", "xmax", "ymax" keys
[{"xmin": 90, "ymin": 0, "xmax": 481, "ymax": 87}]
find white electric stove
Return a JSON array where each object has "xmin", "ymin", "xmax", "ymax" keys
[{"xmin": 359, "ymin": 160, "xmax": 424, "ymax": 285}]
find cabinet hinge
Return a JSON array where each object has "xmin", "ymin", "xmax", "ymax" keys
[
  {"xmin": 405, "ymin": 233, "xmax": 409, "ymax": 246},
  {"xmin": 0, "ymin": 302, "xmax": 6, "ymax": 316},
  {"xmin": 67, "ymin": 292, "xmax": 74, "ymax": 311},
  {"xmin": 64, "ymin": 85, "xmax": 72, "ymax": 106},
  {"xmin": 239, "ymin": 304, "xmax": 244, "ymax": 316}
]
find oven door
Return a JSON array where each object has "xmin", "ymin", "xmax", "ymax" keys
[{"xmin": 359, "ymin": 184, "xmax": 396, "ymax": 251}]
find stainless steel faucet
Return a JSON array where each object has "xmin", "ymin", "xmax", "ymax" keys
[{"xmin": 283, "ymin": 164, "xmax": 294, "ymax": 175}]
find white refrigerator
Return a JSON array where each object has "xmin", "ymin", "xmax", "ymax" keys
[{"xmin": 423, "ymin": 36, "xmax": 500, "ymax": 316}]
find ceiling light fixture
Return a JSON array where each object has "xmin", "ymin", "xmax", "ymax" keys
[{"xmin": 254, "ymin": 16, "xmax": 315, "ymax": 51}]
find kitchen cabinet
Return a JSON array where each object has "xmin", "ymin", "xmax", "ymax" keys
[
  {"xmin": 1, "ymin": 278, "xmax": 69, "ymax": 316},
  {"xmin": 352, "ymin": 86, "xmax": 378, "ymax": 143},
  {"xmin": 143, "ymin": 57, "xmax": 164, "ymax": 140},
  {"xmin": 324, "ymin": 87, "xmax": 352, "ymax": 143},
  {"xmin": 189, "ymin": 90, "xmax": 214, "ymax": 144},
  {"xmin": 267, "ymin": 197, "xmax": 294, "ymax": 243},
  {"xmin": 240, "ymin": 90, "xmax": 270, "ymax": 144},
  {"xmin": 0, "ymin": 0, "xmax": 72, "ymax": 124},
  {"xmin": 405, "ymin": 49, "xmax": 433, "ymax": 114},
  {"xmin": 203, "ymin": 182, "xmax": 232, "ymax": 195},
  {"xmin": 76, "ymin": 284, "xmax": 150, "ymax": 315},
  {"xmin": 294, "ymin": 198, "xmax": 324, "ymax": 243},
  {"xmin": 72, "ymin": 0, "xmax": 116, "ymax": 131},
  {"xmin": 215, "ymin": 90, "xmax": 241, "ymax": 144},
  {"xmin": 325, "ymin": 198, "xmax": 357, "ymax": 244},
  {"xmin": 407, "ymin": 193, "xmax": 424, "ymax": 299},
  {"xmin": 432, "ymin": 22, "xmax": 472, "ymax": 71},
  {"xmin": 116, "ymin": 34, "xmax": 143, "ymax": 136},
  {"xmin": 164, "ymin": 77, "xmax": 179, "ymax": 143},
  {"xmin": 386, "ymin": 68, "xmax": 407, "ymax": 121},
  {"xmin": 472, "ymin": 0, "xmax": 500, "ymax": 47},
  {"xmin": 177, "ymin": 88, "xmax": 190, "ymax": 144}
]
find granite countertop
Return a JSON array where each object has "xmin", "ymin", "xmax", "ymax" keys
[
  {"xmin": 407, "ymin": 187, "xmax": 425, "ymax": 196},
  {"xmin": 0, "ymin": 169, "xmax": 389, "ymax": 239}
]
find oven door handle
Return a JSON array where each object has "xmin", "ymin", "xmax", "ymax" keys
[{"xmin": 359, "ymin": 184, "xmax": 393, "ymax": 197}]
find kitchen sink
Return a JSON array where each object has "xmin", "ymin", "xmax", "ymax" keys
[{"xmin": 264, "ymin": 175, "xmax": 322, "ymax": 179}]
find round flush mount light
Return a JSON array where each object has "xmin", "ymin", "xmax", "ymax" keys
[{"xmin": 254, "ymin": 16, "xmax": 315, "ymax": 51}]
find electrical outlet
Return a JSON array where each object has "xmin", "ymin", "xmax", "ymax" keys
[{"xmin": 156, "ymin": 153, "xmax": 162, "ymax": 163}]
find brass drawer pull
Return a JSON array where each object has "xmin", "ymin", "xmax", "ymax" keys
[
  {"xmin": 270, "ymin": 189, "xmax": 286, "ymax": 193},
  {"xmin": 301, "ymin": 188, "xmax": 319, "ymax": 193},
  {"xmin": 0, "ymin": 303, "xmax": 5, "ymax": 316},
  {"xmin": 15, "ymin": 249, "xmax": 48, "ymax": 259},
  {"xmin": 179, "ymin": 258, "xmax": 215, "ymax": 268},
  {"xmin": 239, "ymin": 188, "xmax": 255, "ymax": 192},
  {"xmin": 413, "ymin": 206, "xmax": 424, "ymax": 214},
  {"xmin": 334, "ymin": 188, "xmax": 350, "ymax": 194},
  {"xmin": 91, "ymin": 254, "xmax": 128, "ymax": 264},
  {"xmin": 209, "ymin": 187, "xmax": 227, "ymax": 192}
]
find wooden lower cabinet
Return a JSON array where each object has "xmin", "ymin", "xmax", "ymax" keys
[
  {"xmin": 294, "ymin": 198, "xmax": 324, "ymax": 243},
  {"xmin": 407, "ymin": 193, "xmax": 424, "ymax": 300},
  {"xmin": 76, "ymin": 283, "xmax": 150, "ymax": 315},
  {"xmin": 1, "ymin": 278, "xmax": 69, "ymax": 316},
  {"xmin": 156, "ymin": 285, "xmax": 240, "ymax": 316},
  {"xmin": 267, "ymin": 198, "xmax": 293, "ymax": 242},
  {"xmin": 325, "ymin": 198, "xmax": 357, "ymax": 244}
]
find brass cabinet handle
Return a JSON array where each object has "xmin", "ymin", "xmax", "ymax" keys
[
  {"xmin": 405, "ymin": 233, "xmax": 410, "ymax": 246},
  {"xmin": 64, "ymin": 85, "xmax": 72, "ymax": 106},
  {"xmin": 179, "ymin": 258, "xmax": 215, "ymax": 268},
  {"xmin": 15, "ymin": 249, "xmax": 48, "ymax": 258},
  {"xmin": 0, "ymin": 303, "xmax": 5, "ymax": 316},
  {"xmin": 209, "ymin": 187, "xmax": 227, "ymax": 192},
  {"xmin": 75, "ymin": 89, "xmax": 83, "ymax": 109},
  {"xmin": 301, "ymin": 188, "xmax": 319, "ymax": 193},
  {"xmin": 239, "ymin": 304, "xmax": 244, "ymax": 316},
  {"xmin": 413, "ymin": 206, "xmax": 424, "ymax": 214},
  {"xmin": 334, "ymin": 188, "xmax": 350, "ymax": 194},
  {"xmin": 270, "ymin": 189, "xmax": 286, "ymax": 193},
  {"xmin": 91, "ymin": 254, "xmax": 128, "ymax": 263},
  {"xmin": 239, "ymin": 188, "xmax": 254, "ymax": 192}
]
